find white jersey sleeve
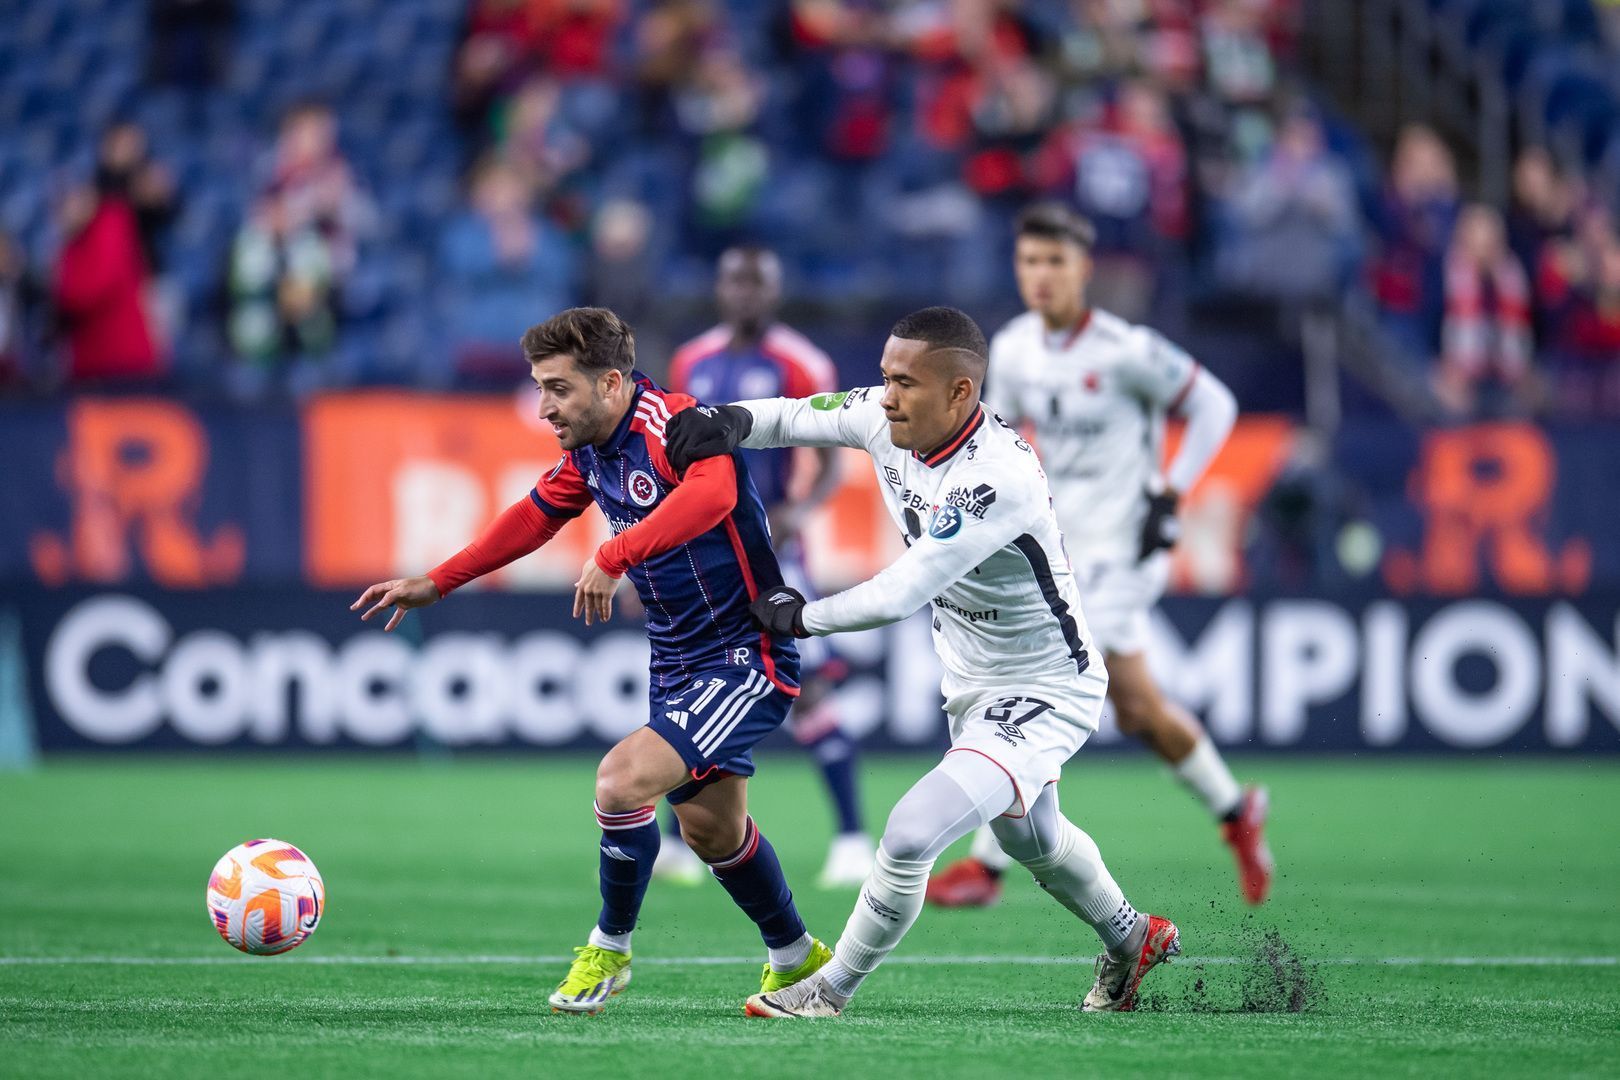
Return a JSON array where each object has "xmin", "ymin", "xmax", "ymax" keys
[
  {"xmin": 801, "ymin": 470, "xmax": 1035, "ymax": 634},
  {"xmin": 1163, "ymin": 366, "xmax": 1237, "ymax": 493},
  {"xmin": 1117, "ymin": 326, "xmax": 1199, "ymax": 408},
  {"xmin": 737, "ymin": 387, "xmax": 886, "ymax": 452}
]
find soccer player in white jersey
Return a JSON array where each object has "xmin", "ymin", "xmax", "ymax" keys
[
  {"xmin": 929, "ymin": 203, "xmax": 1273, "ymax": 910},
  {"xmin": 664, "ymin": 306, "xmax": 1179, "ymax": 1017}
]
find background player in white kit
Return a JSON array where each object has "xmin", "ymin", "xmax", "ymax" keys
[
  {"xmin": 665, "ymin": 307, "xmax": 1179, "ymax": 1017},
  {"xmin": 929, "ymin": 204, "xmax": 1274, "ymax": 910}
]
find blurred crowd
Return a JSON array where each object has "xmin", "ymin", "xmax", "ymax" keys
[{"xmin": 0, "ymin": 0, "xmax": 1616, "ymax": 421}]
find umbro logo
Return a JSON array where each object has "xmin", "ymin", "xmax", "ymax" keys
[
  {"xmin": 862, "ymin": 892, "xmax": 902, "ymax": 922},
  {"xmin": 883, "ymin": 465, "xmax": 901, "ymax": 488}
]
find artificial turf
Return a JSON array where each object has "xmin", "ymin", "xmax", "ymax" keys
[{"xmin": 2, "ymin": 756, "xmax": 1616, "ymax": 1078}]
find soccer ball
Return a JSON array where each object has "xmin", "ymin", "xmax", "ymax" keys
[{"xmin": 206, "ymin": 839, "xmax": 325, "ymax": 955}]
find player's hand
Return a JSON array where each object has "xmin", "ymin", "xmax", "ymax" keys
[
  {"xmin": 1138, "ymin": 489, "xmax": 1181, "ymax": 560},
  {"xmin": 750, "ymin": 585, "xmax": 810, "ymax": 638},
  {"xmin": 665, "ymin": 404, "xmax": 754, "ymax": 473},
  {"xmin": 351, "ymin": 576, "xmax": 441, "ymax": 632},
  {"xmin": 574, "ymin": 557, "xmax": 622, "ymax": 626}
]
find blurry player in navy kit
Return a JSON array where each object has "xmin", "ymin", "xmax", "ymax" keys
[
  {"xmin": 351, "ymin": 308, "xmax": 831, "ymax": 1014},
  {"xmin": 929, "ymin": 204, "xmax": 1274, "ymax": 910},
  {"xmin": 661, "ymin": 246, "xmax": 874, "ymax": 888}
]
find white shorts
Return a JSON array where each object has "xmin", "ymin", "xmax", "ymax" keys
[
  {"xmin": 1074, "ymin": 553, "xmax": 1169, "ymax": 657},
  {"xmin": 942, "ymin": 663, "xmax": 1108, "ymax": 818}
]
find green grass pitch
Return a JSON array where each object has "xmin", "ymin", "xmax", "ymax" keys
[{"xmin": 2, "ymin": 756, "xmax": 1617, "ymax": 1078}]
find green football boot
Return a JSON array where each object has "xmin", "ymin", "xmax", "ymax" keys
[{"xmin": 550, "ymin": 944, "xmax": 633, "ymax": 1015}]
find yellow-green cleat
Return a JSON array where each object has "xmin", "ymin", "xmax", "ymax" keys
[
  {"xmin": 550, "ymin": 944, "xmax": 633, "ymax": 1015},
  {"xmin": 759, "ymin": 938, "xmax": 833, "ymax": 996}
]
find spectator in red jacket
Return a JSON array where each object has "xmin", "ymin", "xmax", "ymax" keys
[{"xmin": 51, "ymin": 184, "xmax": 161, "ymax": 383}]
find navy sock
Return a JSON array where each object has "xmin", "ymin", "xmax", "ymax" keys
[
  {"xmin": 594, "ymin": 802, "xmax": 660, "ymax": 936},
  {"xmin": 705, "ymin": 817, "xmax": 807, "ymax": 949},
  {"xmin": 807, "ymin": 728, "xmax": 863, "ymax": 835}
]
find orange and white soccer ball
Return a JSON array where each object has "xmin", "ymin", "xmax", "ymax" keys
[{"xmin": 206, "ymin": 839, "xmax": 325, "ymax": 955}]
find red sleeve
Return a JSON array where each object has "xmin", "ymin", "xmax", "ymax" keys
[
  {"xmin": 594, "ymin": 454, "xmax": 737, "ymax": 577},
  {"xmin": 531, "ymin": 454, "xmax": 594, "ymax": 518},
  {"xmin": 427, "ymin": 494, "xmax": 566, "ymax": 597}
]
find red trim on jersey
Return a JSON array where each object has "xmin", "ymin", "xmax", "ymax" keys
[
  {"xmin": 914, "ymin": 407, "xmax": 986, "ymax": 468},
  {"xmin": 594, "ymin": 453, "xmax": 738, "ymax": 577},
  {"xmin": 945, "ymin": 747, "xmax": 1029, "ymax": 818},
  {"xmin": 721, "ymin": 516, "xmax": 800, "ymax": 697},
  {"xmin": 531, "ymin": 453, "xmax": 595, "ymax": 518},
  {"xmin": 428, "ymin": 495, "xmax": 565, "ymax": 596},
  {"xmin": 633, "ymin": 389, "xmax": 694, "ymax": 482},
  {"xmin": 1167, "ymin": 361, "xmax": 1202, "ymax": 413},
  {"xmin": 1059, "ymin": 309, "xmax": 1094, "ymax": 351}
]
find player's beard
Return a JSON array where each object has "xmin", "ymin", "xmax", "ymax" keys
[{"xmin": 557, "ymin": 395, "xmax": 612, "ymax": 450}]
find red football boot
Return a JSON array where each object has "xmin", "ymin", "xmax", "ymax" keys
[
  {"xmin": 1081, "ymin": 914, "xmax": 1181, "ymax": 1012},
  {"xmin": 1221, "ymin": 786, "xmax": 1274, "ymax": 905},
  {"xmin": 925, "ymin": 857, "xmax": 1003, "ymax": 908}
]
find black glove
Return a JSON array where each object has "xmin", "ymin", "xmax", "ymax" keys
[
  {"xmin": 750, "ymin": 585, "xmax": 810, "ymax": 638},
  {"xmin": 1138, "ymin": 489, "xmax": 1181, "ymax": 560},
  {"xmin": 665, "ymin": 404, "xmax": 754, "ymax": 474}
]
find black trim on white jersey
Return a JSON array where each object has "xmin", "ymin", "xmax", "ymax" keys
[{"xmin": 1012, "ymin": 534, "xmax": 1089, "ymax": 674}]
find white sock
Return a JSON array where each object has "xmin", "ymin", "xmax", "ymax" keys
[
  {"xmin": 1174, "ymin": 734, "xmax": 1243, "ymax": 819},
  {"xmin": 767, "ymin": 931, "xmax": 813, "ymax": 973},
  {"xmin": 588, "ymin": 925, "xmax": 631, "ymax": 954},
  {"xmin": 820, "ymin": 848, "xmax": 931, "ymax": 1002},
  {"xmin": 1001, "ymin": 811, "xmax": 1143, "ymax": 956},
  {"xmin": 969, "ymin": 823, "xmax": 1012, "ymax": 873},
  {"xmin": 820, "ymin": 751, "xmax": 1015, "ymax": 1006}
]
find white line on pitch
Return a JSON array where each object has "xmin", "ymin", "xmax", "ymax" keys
[{"xmin": 0, "ymin": 955, "xmax": 1613, "ymax": 967}]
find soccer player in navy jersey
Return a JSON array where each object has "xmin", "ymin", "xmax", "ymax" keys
[
  {"xmin": 351, "ymin": 307, "xmax": 830, "ymax": 1014},
  {"xmin": 661, "ymin": 246, "xmax": 873, "ymax": 888}
]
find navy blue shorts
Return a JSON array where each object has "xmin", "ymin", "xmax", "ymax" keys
[{"xmin": 648, "ymin": 667, "xmax": 794, "ymax": 805}]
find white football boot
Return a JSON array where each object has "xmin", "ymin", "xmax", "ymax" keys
[{"xmin": 745, "ymin": 971, "xmax": 845, "ymax": 1018}]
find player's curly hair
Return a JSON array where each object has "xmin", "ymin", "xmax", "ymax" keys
[{"xmin": 521, "ymin": 307, "xmax": 636, "ymax": 375}]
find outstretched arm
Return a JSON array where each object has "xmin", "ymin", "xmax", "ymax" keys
[
  {"xmin": 352, "ymin": 455, "xmax": 592, "ymax": 630},
  {"xmin": 664, "ymin": 389, "xmax": 882, "ymax": 471},
  {"xmin": 800, "ymin": 497, "xmax": 1026, "ymax": 634},
  {"xmin": 739, "ymin": 390, "xmax": 878, "ymax": 450},
  {"xmin": 352, "ymin": 494, "xmax": 570, "ymax": 631}
]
